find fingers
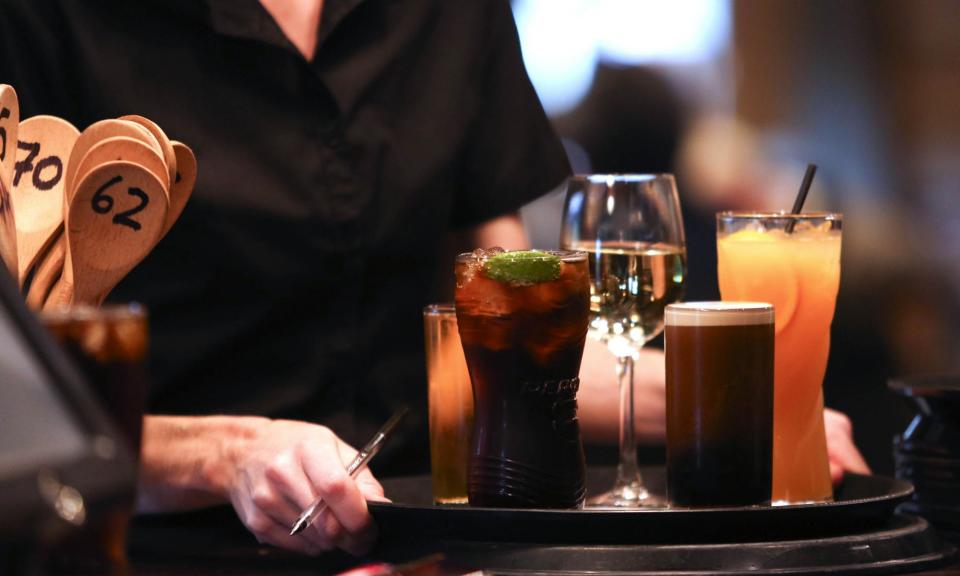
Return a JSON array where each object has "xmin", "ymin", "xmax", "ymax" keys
[
  {"xmin": 828, "ymin": 433, "xmax": 869, "ymax": 484},
  {"xmin": 312, "ymin": 505, "xmax": 378, "ymax": 556},
  {"xmin": 232, "ymin": 477, "xmax": 323, "ymax": 555},
  {"xmin": 227, "ymin": 421, "xmax": 382, "ymax": 557},
  {"xmin": 829, "ymin": 459, "xmax": 843, "ymax": 485},
  {"xmin": 255, "ymin": 516, "xmax": 324, "ymax": 555},
  {"xmin": 354, "ymin": 466, "xmax": 387, "ymax": 501},
  {"xmin": 824, "ymin": 408, "xmax": 871, "ymax": 485},
  {"xmin": 299, "ymin": 438, "xmax": 380, "ymax": 556},
  {"xmin": 256, "ymin": 450, "xmax": 335, "ymax": 551}
]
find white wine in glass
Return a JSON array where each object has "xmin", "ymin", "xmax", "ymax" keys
[
  {"xmin": 561, "ymin": 174, "xmax": 686, "ymax": 507},
  {"xmin": 566, "ymin": 242, "xmax": 685, "ymax": 357}
]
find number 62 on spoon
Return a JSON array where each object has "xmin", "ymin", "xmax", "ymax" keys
[{"xmin": 46, "ymin": 161, "xmax": 168, "ymax": 308}]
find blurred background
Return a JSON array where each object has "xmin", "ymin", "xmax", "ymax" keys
[{"xmin": 516, "ymin": 0, "xmax": 960, "ymax": 475}]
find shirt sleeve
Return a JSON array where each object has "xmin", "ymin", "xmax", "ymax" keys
[{"xmin": 451, "ymin": 0, "xmax": 571, "ymax": 229}]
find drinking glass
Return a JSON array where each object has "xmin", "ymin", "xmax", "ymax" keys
[
  {"xmin": 424, "ymin": 304, "xmax": 473, "ymax": 504},
  {"xmin": 665, "ymin": 302, "xmax": 774, "ymax": 507},
  {"xmin": 560, "ymin": 174, "xmax": 686, "ymax": 507},
  {"xmin": 455, "ymin": 250, "xmax": 590, "ymax": 508},
  {"xmin": 41, "ymin": 304, "xmax": 148, "ymax": 572},
  {"xmin": 717, "ymin": 212, "xmax": 841, "ymax": 504}
]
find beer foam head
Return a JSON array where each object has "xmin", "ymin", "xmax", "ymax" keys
[{"xmin": 665, "ymin": 302, "xmax": 774, "ymax": 326}]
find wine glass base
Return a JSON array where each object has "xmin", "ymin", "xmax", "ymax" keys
[{"xmin": 587, "ymin": 482, "xmax": 665, "ymax": 508}]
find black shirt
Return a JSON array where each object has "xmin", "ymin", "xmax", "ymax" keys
[{"xmin": 0, "ymin": 0, "xmax": 570, "ymax": 473}]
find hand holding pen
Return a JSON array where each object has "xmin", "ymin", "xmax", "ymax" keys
[
  {"xmin": 292, "ymin": 407, "xmax": 408, "ymax": 536},
  {"xmin": 217, "ymin": 411, "xmax": 403, "ymax": 556}
]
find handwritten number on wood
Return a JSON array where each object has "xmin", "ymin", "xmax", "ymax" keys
[
  {"xmin": 91, "ymin": 175, "xmax": 149, "ymax": 231},
  {"xmin": 14, "ymin": 140, "xmax": 63, "ymax": 190},
  {"xmin": 0, "ymin": 107, "xmax": 9, "ymax": 162},
  {"xmin": 113, "ymin": 187, "xmax": 147, "ymax": 231},
  {"xmin": 92, "ymin": 175, "xmax": 120, "ymax": 214}
]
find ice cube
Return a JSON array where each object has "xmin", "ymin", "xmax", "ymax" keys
[
  {"xmin": 80, "ymin": 320, "xmax": 109, "ymax": 361},
  {"xmin": 113, "ymin": 317, "xmax": 148, "ymax": 360},
  {"xmin": 473, "ymin": 247, "xmax": 505, "ymax": 262},
  {"xmin": 791, "ymin": 219, "xmax": 813, "ymax": 233},
  {"xmin": 746, "ymin": 220, "xmax": 765, "ymax": 234},
  {"xmin": 455, "ymin": 272, "xmax": 518, "ymax": 350}
]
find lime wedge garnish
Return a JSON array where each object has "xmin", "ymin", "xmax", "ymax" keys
[{"xmin": 483, "ymin": 251, "xmax": 561, "ymax": 284}]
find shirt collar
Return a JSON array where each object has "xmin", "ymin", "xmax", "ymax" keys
[
  {"xmin": 317, "ymin": 0, "xmax": 366, "ymax": 49},
  {"xmin": 204, "ymin": 0, "xmax": 368, "ymax": 55}
]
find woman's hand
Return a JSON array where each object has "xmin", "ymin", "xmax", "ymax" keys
[{"xmin": 824, "ymin": 407, "xmax": 871, "ymax": 484}]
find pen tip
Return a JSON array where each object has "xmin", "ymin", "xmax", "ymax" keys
[{"xmin": 290, "ymin": 521, "xmax": 305, "ymax": 536}]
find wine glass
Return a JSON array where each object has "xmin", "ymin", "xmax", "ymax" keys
[{"xmin": 560, "ymin": 174, "xmax": 686, "ymax": 507}]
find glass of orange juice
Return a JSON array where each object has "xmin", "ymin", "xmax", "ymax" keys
[{"xmin": 716, "ymin": 212, "xmax": 841, "ymax": 504}]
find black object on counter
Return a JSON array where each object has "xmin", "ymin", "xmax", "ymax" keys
[
  {"xmin": 890, "ymin": 374, "xmax": 960, "ymax": 539},
  {"xmin": 0, "ymin": 262, "xmax": 136, "ymax": 548}
]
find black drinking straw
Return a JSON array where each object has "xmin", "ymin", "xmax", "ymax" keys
[{"xmin": 786, "ymin": 163, "xmax": 817, "ymax": 233}]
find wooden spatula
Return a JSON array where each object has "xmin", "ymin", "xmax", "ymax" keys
[
  {"xmin": 120, "ymin": 115, "xmax": 177, "ymax": 192},
  {"xmin": 25, "ymin": 225, "xmax": 64, "ymax": 311},
  {"xmin": 73, "ymin": 136, "xmax": 170, "ymax": 195},
  {"xmin": 65, "ymin": 119, "xmax": 161, "ymax": 203},
  {"xmin": 0, "ymin": 85, "xmax": 20, "ymax": 277},
  {"xmin": 11, "ymin": 115, "xmax": 79, "ymax": 286},
  {"xmin": 161, "ymin": 141, "xmax": 197, "ymax": 238},
  {"xmin": 45, "ymin": 161, "xmax": 168, "ymax": 308}
]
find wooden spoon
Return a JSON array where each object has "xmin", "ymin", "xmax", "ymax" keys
[
  {"xmin": 11, "ymin": 115, "xmax": 79, "ymax": 285},
  {"xmin": 0, "ymin": 85, "xmax": 18, "ymax": 185},
  {"xmin": 45, "ymin": 161, "xmax": 168, "ymax": 308},
  {"xmin": 25, "ymin": 225, "xmax": 64, "ymax": 311},
  {"xmin": 161, "ymin": 141, "xmax": 197, "ymax": 238},
  {"xmin": 73, "ymin": 136, "xmax": 170, "ymax": 195},
  {"xmin": 0, "ymin": 85, "xmax": 19, "ymax": 277},
  {"xmin": 21, "ymin": 219, "xmax": 63, "ymax": 294},
  {"xmin": 119, "ymin": 115, "xmax": 177, "ymax": 191},
  {"xmin": 65, "ymin": 119, "xmax": 161, "ymax": 203}
]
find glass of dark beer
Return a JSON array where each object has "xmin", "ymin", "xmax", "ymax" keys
[
  {"xmin": 41, "ymin": 304, "xmax": 148, "ymax": 572},
  {"xmin": 665, "ymin": 302, "xmax": 774, "ymax": 507},
  {"xmin": 455, "ymin": 249, "xmax": 590, "ymax": 508}
]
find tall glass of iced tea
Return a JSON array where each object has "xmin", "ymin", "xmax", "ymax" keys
[
  {"xmin": 424, "ymin": 304, "xmax": 473, "ymax": 505},
  {"xmin": 717, "ymin": 212, "xmax": 842, "ymax": 504},
  {"xmin": 455, "ymin": 249, "xmax": 590, "ymax": 508}
]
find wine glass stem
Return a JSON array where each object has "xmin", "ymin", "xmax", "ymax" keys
[{"xmin": 614, "ymin": 353, "xmax": 642, "ymax": 489}]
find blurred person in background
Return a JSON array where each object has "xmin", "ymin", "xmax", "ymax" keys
[{"xmin": 525, "ymin": 63, "xmax": 869, "ymax": 479}]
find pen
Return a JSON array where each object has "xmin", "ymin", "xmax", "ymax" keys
[{"xmin": 290, "ymin": 406, "xmax": 409, "ymax": 536}]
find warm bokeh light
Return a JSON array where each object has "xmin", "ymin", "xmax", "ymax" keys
[
  {"xmin": 511, "ymin": 0, "xmax": 597, "ymax": 116},
  {"xmin": 593, "ymin": 0, "xmax": 730, "ymax": 65},
  {"xmin": 512, "ymin": 0, "xmax": 731, "ymax": 115}
]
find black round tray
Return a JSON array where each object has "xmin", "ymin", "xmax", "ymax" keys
[
  {"xmin": 371, "ymin": 469, "xmax": 913, "ymax": 544},
  {"xmin": 369, "ymin": 470, "xmax": 955, "ymax": 575},
  {"xmin": 370, "ymin": 514, "xmax": 954, "ymax": 575}
]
